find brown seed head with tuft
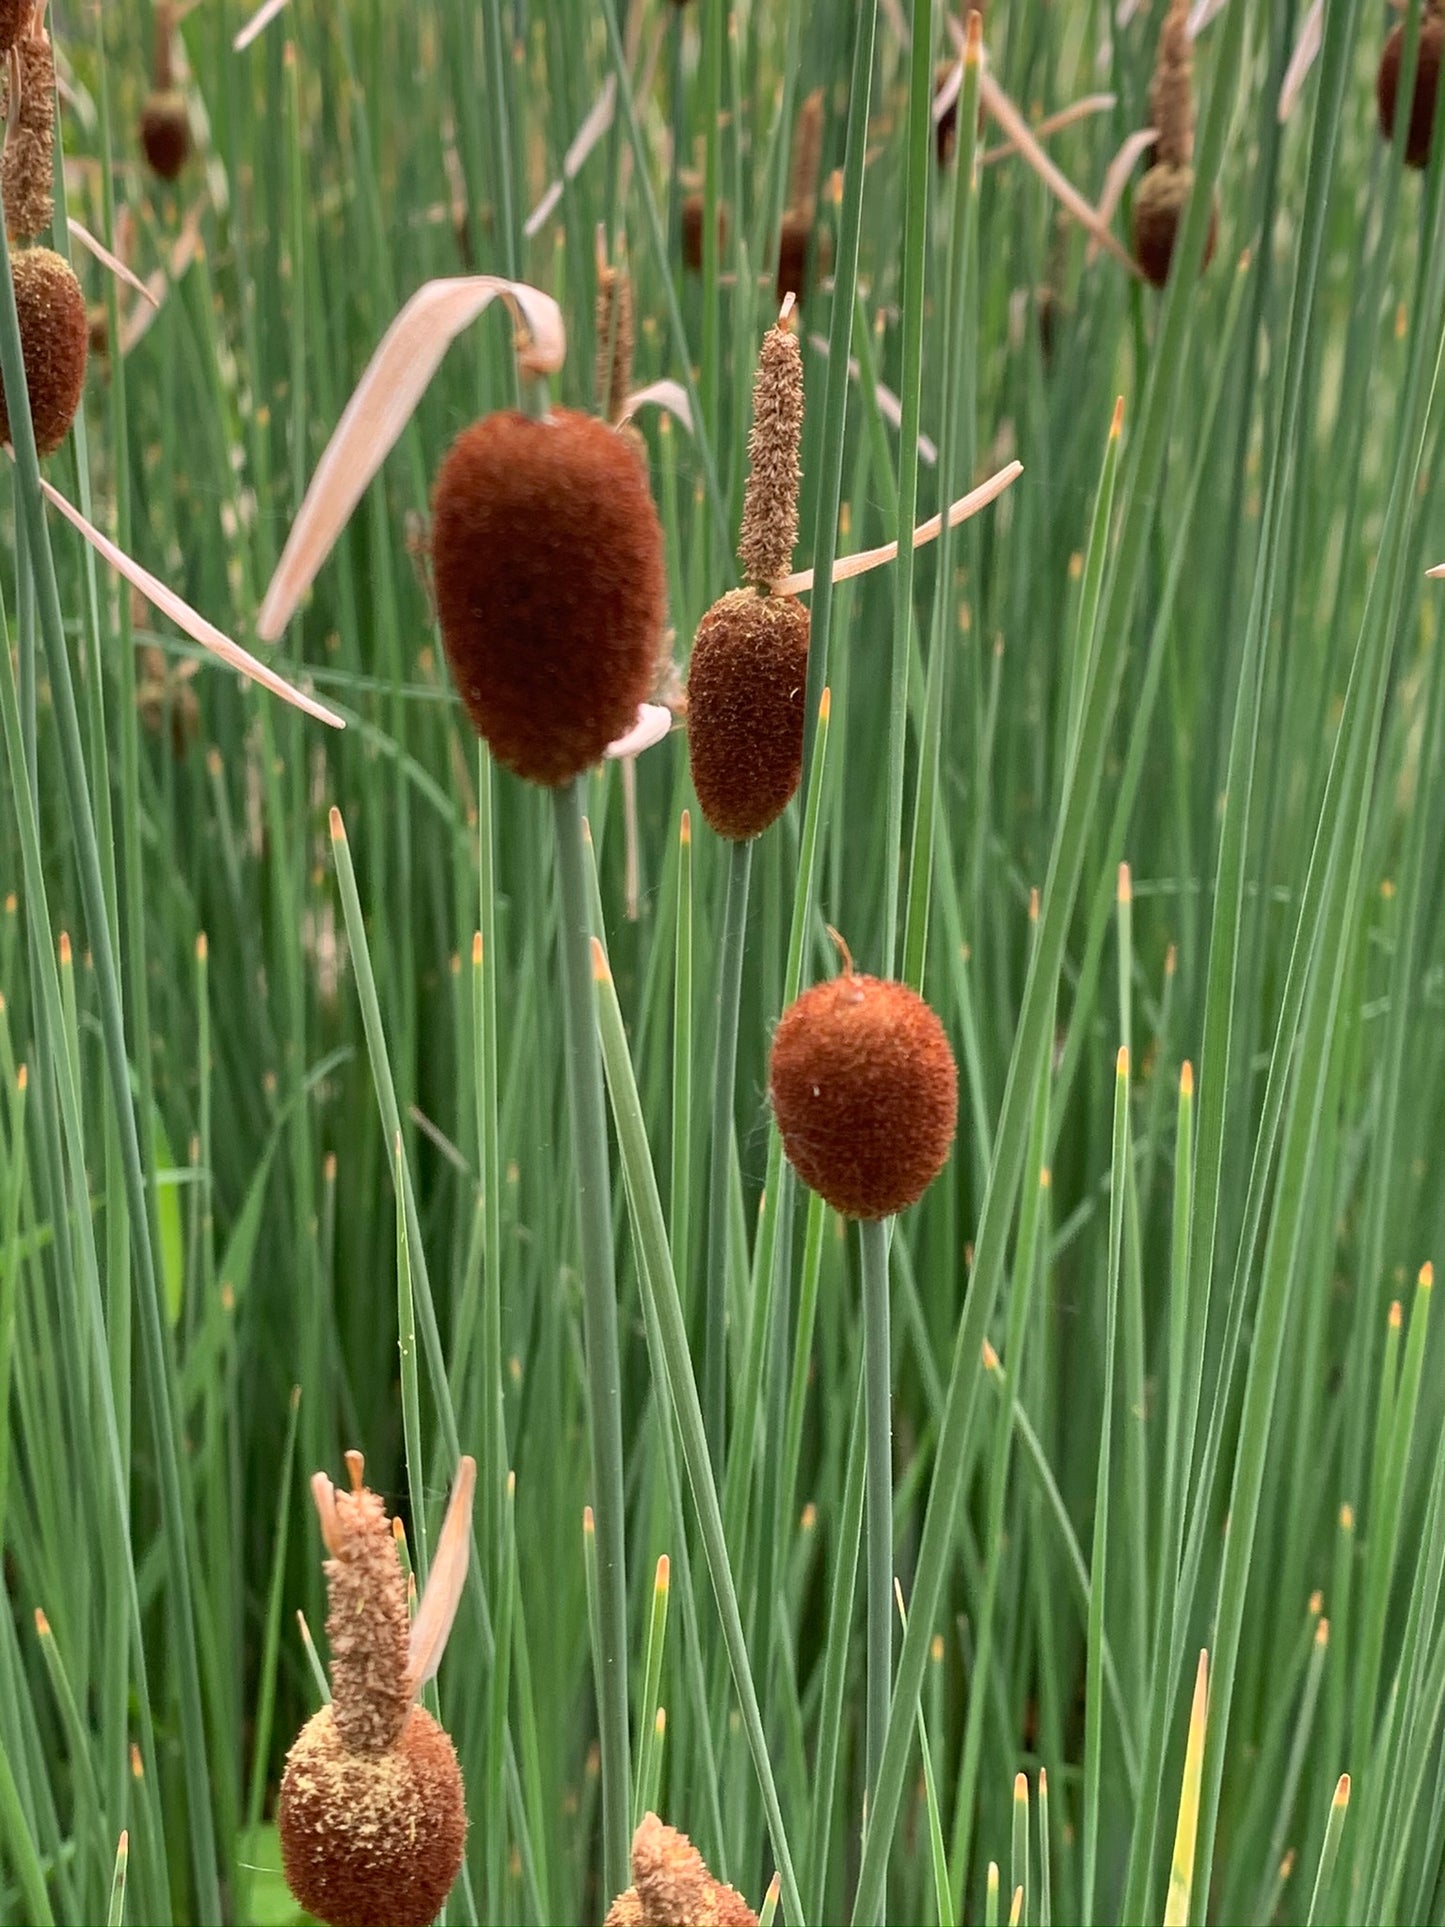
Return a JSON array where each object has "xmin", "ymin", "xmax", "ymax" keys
[
  {"xmin": 1147, "ymin": 0, "xmax": 1194, "ymax": 169},
  {"xmin": 321, "ymin": 1457, "xmax": 412, "ymax": 1756},
  {"xmin": 595, "ymin": 262, "xmax": 634, "ymax": 426},
  {"xmin": 605, "ymin": 1812, "xmax": 759, "ymax": 1927},
  {"xmin": 1132, "ymin": 163, "xmax": 1217, "ymax": 289},
  {"xmin": 278, "ymin": 1705, "xmax": 467, "ymax": 1927},
  {"xmin": 0, "ymin": 248, "xmax": 87, "ymax": 456},
  {"xmin": 770, "ymin": 968, "xmax": 958, "ymax": 1219},
  {"xmin": 738, "ymin": 320, "xmax": 803, "ymax": 587},
  {"xmin": 681, "ymin": 191, "xmax": 727, "ymax": 274},
  {"xmin": 3, "ymin": 24, "xmax": 54, "ymax": 241},
  {"xmin": 687, "ymin": 590, "xmax": 808, "ymax": 842},
  {"xmin": 140, "ymin": 92, "xmax": 191, "ymax": 182},
  {"xmin": 430, "ymin": 408, "xmax": 666, "ymax": 788},
  {"xmin": 1379, "ymin": 11, "xmax": 1445, "ymax": 170}
]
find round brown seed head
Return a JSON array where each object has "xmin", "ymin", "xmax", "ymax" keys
[
  {"xmin": 430, "ymin": 408, "xmax": 667, "ymax": 788},
  {"xmin": 0, "ymin": 248, "xmax": 86, "ymax": 456},
  {"xmin": 687, "ymin": 589, "xmax": 808, "ymax": 842},
  {"xmin": 140, "ymin": 91, "xmax": 191, "ymax": 181},
  {"xmin": 278, "ymin": 1705, "xmax": 467, "ymax": 1927},
  {"xmin": 770, "ymin": 971, "xmax": 958, "ymax": 1219},
  {"xmin": 1379, "ymin": 16, "xmax": 1444, "ymax": 170},
  {"xmin": 681, "ymin": 191, "xmax": 727, "ymax": 274},
  {"xmin": 1131, "ymin": 163, "xmax": 1217, "ymax": 290}
]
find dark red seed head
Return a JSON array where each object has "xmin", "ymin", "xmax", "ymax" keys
[
  {"xmin": 140, "ymin": 91, "xmax": 191, "ymax": 181},
  {"xmin": 770, "ymin": 970, "xmax": 958, "ymax": 1220},
  {"xmin": 1379, "ymin": 16, "xmax": 1444, "ymax": 169},
  {"xmin": 0, "ymin": 248, "xmax": 87, "ymax": 456},
  {"xmin": 1131, "ymin": 164, "xmax": 1218, "ymax": 289},
  {"xmin": 430, "ymin": 408, "xmax": 667, "ymax": 788},
  {"xmin": 686, "ymin": 589, "xmax": 808, "ymax": 841}
]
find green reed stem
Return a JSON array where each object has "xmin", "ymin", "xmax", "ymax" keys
[
  {"xmin": 859, "ymin": 1212, "xmax": 893, "ymax": 1922},
  {"xmin": 706, "ymin": 837, "xmax": 752, "ymax": 1476}
]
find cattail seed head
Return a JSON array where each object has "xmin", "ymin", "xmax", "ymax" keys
[
  {"xmin": 0, "ymin": 247, "xmax": 87, "ymax": 456},
  {"xmin": 594, "ymin": 262, "xmax": 634, "ymax": 426},
  {"xmin": 786, "ymin": 86, "xmax": 824, "ymax": 218},
  {"xmin": 278, "ymin": 1705, "xmax": 467, "ymax": 1927},
  {"xmin": 738, "ymin": 319, "xmax": 803, "ymax": 587},
  {"xmin": 776, "ymin": 209, "xmax": 811, "ymax": 309},
  {"xmin": 1379, "ymin": 13, "xmax": 1444, "ymax": 169},
  {"xmin": 140, "ymin": 91, "xmax": 191, "ymax": 181},
  {"xmin": 681, "ymin": 191, "xmax": 727, "ymax": 273},
  {"xmin": 1132, "ymin": 163, "xmax": 1217, "ymax": 289},
  {"xmin": 1148, "ymin": 0, "xmax": 1194, "ymax": 169},
  {"xmin": 3, "ymin": 24, "xmax": 54, "ymax": 241},
  {"xmin": 770, "ymin": 968, "xmax": 958, "ymax": 1219},
  {"xmin": 605, "ymin": 1813, "xmax": 759, "ymax": 1927},
  {"xmin": 430, "ymin": 407, "xmax": 666, "ymax": 787},
  {"xmin": 687, "ymin": 589, "xmax": 808, "ymax": 841},
  {"xmin": 321, "ymin": 1465, "xmax": 411, "ymax": 1756}
]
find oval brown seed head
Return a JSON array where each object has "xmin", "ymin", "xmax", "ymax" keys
[
  {"xmin": 431, "ymin": 408, "xmax": 667, "ymax": 788},
  {"xmin": 687, "ymin": 589, "xmax": 808, "ymax": 841},
  {"xmin": 680, "ymin": 191, "xmax": 727, "ymax": 274},
  {"xmin": 1131, "ymin": 163, "xmax": 1217, "ymax": 290},
  {"xmin": 140, "ymin": 91, "xmax": 191, "ymax": 181},
  {"xmin": 776, "ymin": 210, "xmax": 811, "ymax": 309},
  {"xmin": 770, "ymin": 971, "xmax": 958, "ymax": 1219},
  {"xmin": 0, "ymin": 248, "xmax": 86, "ymax": 456},
  {"xmin": 278, "ymin": 1705, "xmax": 467, "ymax": 1927},
  {"xmin": 1379, "ymin": 17, "xmax": 1444, "ymax": 169}
]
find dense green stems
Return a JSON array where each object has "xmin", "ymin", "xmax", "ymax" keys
[
  {"xmin": 705, "ymin": 836, "xmax": 752, "ymax": 1476},
  {"xmin": 552, "ymin": 779, "xmax": 632, "ymax": 1902},
  {"xmin": 860, "ymin": 1213, "xmax": 893, "ymax": 1924}
]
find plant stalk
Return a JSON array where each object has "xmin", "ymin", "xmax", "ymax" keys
[
  {"xmin": 861, "ymin": 1212, "xmax": 893, "ymax": 1924},
  {"xmin": 705, "ymin": 836, "xmax": 752, "ymax": 1475}
]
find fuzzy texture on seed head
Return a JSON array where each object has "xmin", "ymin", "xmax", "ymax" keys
[
  {"xmin": 140, "ymin": 91, "xmax": 191, "ymax": 181},
  {"xmin": 1379, "ymin": 13, "xmax": 1444, "ymax": 169},
  {"xmin": 278, "ymin": 1705, "xmax": 467, "ymax": 1927},
  {"xmin": 0, "ymin": 248, "xmax": 86, "ymax": 456},
  {"xmin": 323, "ymin": 1477, "xmax": 412, "ymax": 1756},
  {"xmin": 3, "ymin": 26, "xmax": 54, "ymax": 241},
  {"xmin": 604, "ymin": 1813, "xmax": 759, "ymax": 1926},
  {"xmin": 594, "ymin": 263, "xmax": 634, "ymax": 426},
  {"xmin": 1147, "ymin": 0, "xmax": 1194, "ymax": 169},
  {"xmin": 430, "ymin": 408, "xmax": 666, "ymax": 787},
  {"xmin": 770, "ymin": 970, "xmax": 958, "ymax": 1219},
  {"xmin": 1132, "ymin": 163, "xmax": 1217, "ymax": 289},
  {"xmin": 687, "ymin": 589, "xmax": 808, "ymax": 841},
  {"xmin": 738, "ymin": 322, "xmax": 803, "ymax": 587}
]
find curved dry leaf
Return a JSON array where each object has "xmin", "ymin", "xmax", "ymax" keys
[
  {"xmin": 1278, "ymin": 0, "xmax": 1323, "ymax": 123},
  {"xmin": 39, "ymin": 477, "xmax": 344, "ymax": 729},
  {"xmin": 524, "ymin": 75, "xmax": 616, "ymax": 239},
  {"xmin": 605, "ymin": 702, "xmax": 673, "ymax": 761},
  {"xmin": 406, "ymin": 1456, "xmax": 476, "ymax": 1690},
  {"xmin": 777, "ymin": 459, "xmax": 1022, "ymax": 597},
  {"xmin": 256, "ymin": 276, "xmax": 565, "ymax": 642},
  {"xmin": 806, "ymin": 333, "xmax": 937, "ymax": 465},
  {"xmin": 621, "ymin": 378, "xmax": 693, "ymax": 434},
  {"xmin": 980, "ymin": 94, "xmax": 1117, "ymax": 168},
  {"xmin": 1086, "ymin": 126, "xmax": 1160, "ymax": 264},
  {"xmin": 1428, "ymin": 562, "xmax": 1445, "ymax": 578},
  {"xmin": 233, "ymin": 0, "xmax": 291, "ymax": 52},
  {"xmin": 67, "ymin": 217, "xmax": 158, "ymax": 309},
  {"xmin": 1187, "ymin": 0, "xmax": 1228, "ymax": 34},
  {"xmin": 933, "ymin": 58, "xmax": 963, "ymax": 124}
]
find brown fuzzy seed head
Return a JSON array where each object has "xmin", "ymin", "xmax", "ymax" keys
[
  {"xmin": 770, "ymin": 972, "xmax": 958, "ymax": 1219},
  {"xmin": 1131, "ymin": 164, "xmax": 1217, "ymax": 290},
  {"xmin": 3, "ymin": 29, "xmax": 54, "ymax": 241},
  {"xmin": 687, "ymin": 590, "xmax": 808, "ymax": 841},
  {"xmin": 140, "ymin": 92, "xmax": 191, "ymax": 182},
  {"xmin": 776, "ymin": 209, "xmax": 811, "ymax": 309},
  {"xmin": 738, "ymin": 322, "xmax": 803, "ymax": 587},
  {"xmin": 278, "ymin": 1706, "xmax": 467, "ymax": 1927},
  {"xmin": 624, "ymin": 1812, "xmax": 759, "ymax": 1927},
  {"xmin": 1379, "ymin": 17, "xmax": 1444, "ymax": 170},
  {"xmin": 323, "ymin": 1478, "xmax": 412, "ymax": 1756},
  {"xmin": 0, "ymin": 248, "xmax": 86, "ymax": 456},
  {"xmin": 681, "ymin": 192, "xmax": 727, "ymax": 274},
  {"xmin": 430, "ymin": 408, "xmax": 666, "ymax": 787},
  {"xmin": 0, "ymin": 0, "xmax": 23, "ymax": 57},
  {"xmin": 594, "ymin": 263, "xmax": 634, "ymax": 426},
  {"xmin": 1148, "ymin": 0, "xmax": 1194, "ymax": 169}
]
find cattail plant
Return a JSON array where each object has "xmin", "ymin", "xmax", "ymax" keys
[
  {"xmin": 2, "ymin": 3, "xmax": 53, "ymax": 242},
  {"xmin": 1378, "ymin": 0, "xmax": 1443, "ymax": 168},
  {"xmin": 278, "ymin": 1453, "xmax": 474, "ymax": 1927},
  {"xmin": 777, "ymin": 86, "xmax": 823, "ymax": 307},
  {"xmin": 770, "ymin": 936, "xmax": 957, "ymax": 1917},
  {"xmin": 1132, "ymin": 0, "xmax": 1217, "ymax": 287},
  {"xmin": 680, "ymin": 190, "xmax": 727, "ymax": 274},
  {"xmin": 0, "ymin": 0, "xmax": 22, "ymax": 57},
  {"xmin": 139, "ymin": 0, "xmax": 191, "ymax": 184},
  {"xmin": 605, "ymin": 1813, "xmax": 759, "ymax": 1926},
  {"xmin": 0, "ymin": 244, "xmax": 85, "ymax": 454}
]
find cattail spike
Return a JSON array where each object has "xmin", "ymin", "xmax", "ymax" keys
[
  {"xmin": 738, "ymin": 320, "xmax": 804, "ymax": 588},
  {"xmin": 1149, "ymin": 0, "xmax": 1194, "ymax": 169},
  {"xmin": 594, "ymin": 258, "xmax": 635, "ymax": 428},
  {"xmin": 3, "ymin": 18, "xmax": 54, "ymax": 241},
  {"xmin": 786, "ymin": 87, "xmax": 824, "ymax": 217},
  {"xmin": 154, "ymin": 0, "xmax": 176, "ymax": 90}
]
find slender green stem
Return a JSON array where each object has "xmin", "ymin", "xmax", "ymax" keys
[
  {"xmin": 859, "ymin": 1213, "xmax": 893, "ymax": 1923},
  {"xmin": 705, "ymin": 837, "xmax": 752, "ymax": 1476},
  {"xmin": 552, "ymin": 779, "xmax": 631, "ymax": 1902}
]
